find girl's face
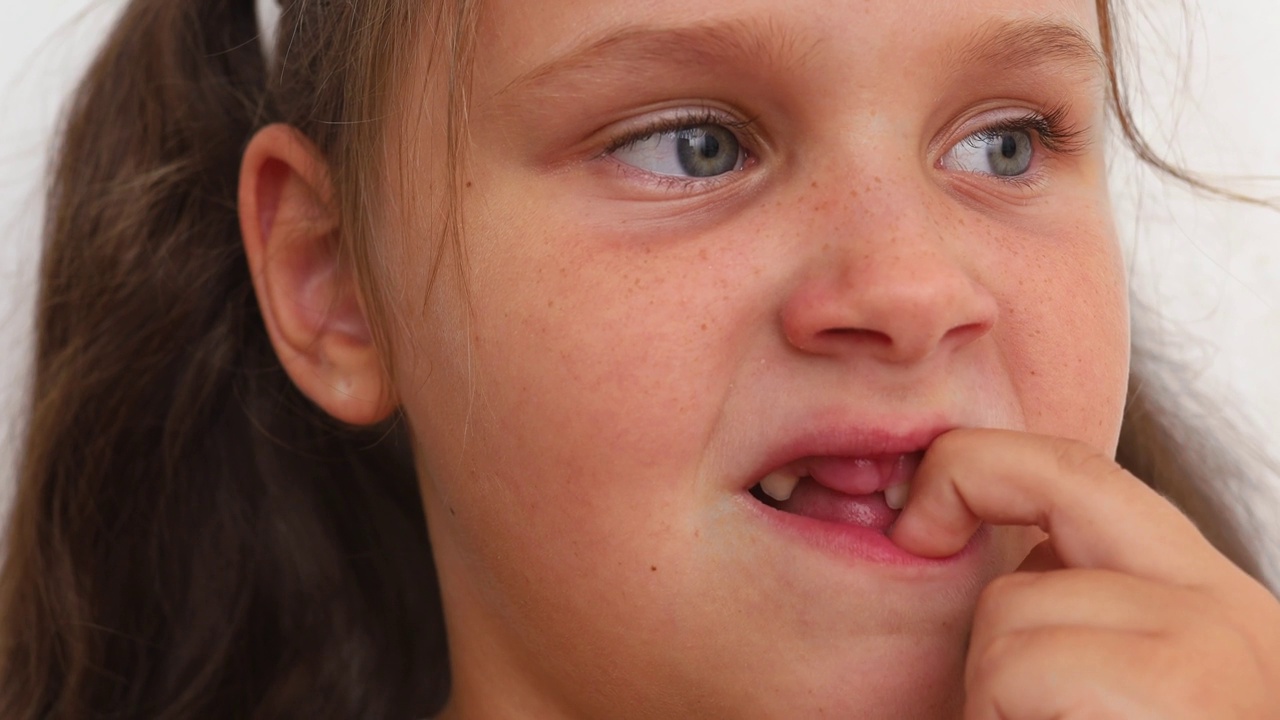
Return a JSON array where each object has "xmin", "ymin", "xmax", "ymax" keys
[{"xmin": 383, "ymin": 0, "xmax": 1128, "ymax": 716}]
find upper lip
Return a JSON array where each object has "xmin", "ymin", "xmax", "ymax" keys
[{"xmin": 744, "ymin": 419, "xmax": 956, "ymax": 493}]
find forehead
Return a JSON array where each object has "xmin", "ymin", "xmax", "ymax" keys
[{"xmin": 473, "ymin": 0, "xmax": 1103, "ymax": 99}]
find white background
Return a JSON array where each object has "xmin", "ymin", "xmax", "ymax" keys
[{"xmin": 1, "ymin": 2, "xmax": 1278, "ymax": 574}]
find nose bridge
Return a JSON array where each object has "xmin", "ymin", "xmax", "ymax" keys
[{"xmin": 780, "ymin": 172, "xmax": 998, "ymax": 365}]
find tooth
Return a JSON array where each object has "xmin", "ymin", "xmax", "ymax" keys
[
  {"xmin": 884, "ymin": 482, "xmax": 909, "ymax": 511},
  {"xmin": 759, "ymin": 472, "xmax": 800, "ymax": 502}
]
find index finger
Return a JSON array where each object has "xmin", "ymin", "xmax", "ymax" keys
[{"xmin": 889, "ymin": 428, "xmax": 1225, "ymax": 584}]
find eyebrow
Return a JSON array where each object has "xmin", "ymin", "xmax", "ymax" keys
[
  {"xmin": 496, "ymin": 18, "xmax": 815, "ymax": 97},
  {"xmin": 948, "ymin": 18, "xmax": 1105, "ymax": 82},
  {"xmin": 494, "ymin": 15, "xmax": 1105, "ymax": 102}
]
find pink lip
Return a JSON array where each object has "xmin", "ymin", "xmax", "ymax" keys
[{"xmin": 747, "ymin": 496, "xmax": 990, "ymax": 567}]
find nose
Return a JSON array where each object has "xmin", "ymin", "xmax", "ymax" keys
[{"xmin": 779, "ymin": 213, "xmax": 998, "ymax": 366}]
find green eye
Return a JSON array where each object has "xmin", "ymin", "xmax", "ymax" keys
[{"xmin": 613, "ymin": 124, "xmax": 745, "ymax": 178}]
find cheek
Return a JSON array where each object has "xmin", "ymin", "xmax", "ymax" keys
[
  {"xmin": 396, "ymin": 202, "xmax": 732, "ymax": 575},
  {"xmin": 387, "ymin": 198, "xmax": 768, "ymax": 691},
  {"xmin": 994, "ymin": 205, "xmax": 1130, "ymax": 454}
]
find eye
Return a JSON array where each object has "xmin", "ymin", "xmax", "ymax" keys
[
  {"xmin": 610, "ymin": 124, "xmax": 745, "ymax": 178},
  {"xmin": 943, "ymin": 129, "xmax": 1034, "ymax": 177}
]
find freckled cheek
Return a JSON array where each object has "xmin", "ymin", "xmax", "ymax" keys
[
  {"xmin": 404, "ymin": 279, "xmax": 729, "ymax": 610},
  {"xmin": 423, "ymin": 245, "xmax": 724, "ymax": 523},
  {"xmin": 1000, "ymin": 226, "xmax": 1129, "ymax": 450}
]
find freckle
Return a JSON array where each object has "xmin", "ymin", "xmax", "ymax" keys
[
  {"xmin": 547, "ymin": 300, "xmax": 554, "ymax": 308},
  {"xmin": 699, "ymin": 248, "xmax": 708, "ymax": 261},
  {"xmin": 849, "ymin": 188, "xmax": 859, "ymax": 198},
  {"xmin": 694, "ymin": 529, "xmax": 701, "ymax": 539},
  {"xmin": 811, "ymin": 181, "xmax": 818, "ymax": 188},
  {"xmin": 874, "ymin": 176, "xmax": 883, "ymax": 184},
  {"xmin": 701, "ymin": 323, "xmax": 708, "ymax": 331},
  {"xmin": 465, "ymin": 181, "xmax": 473, "ymax": 188},
  {"xmin": 650, "ymin": 565, "xmax": 658, "ymax": 572}
]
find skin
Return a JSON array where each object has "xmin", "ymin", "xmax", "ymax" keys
[{"xmin": 237, "ymin": 0, "xmax": 1280, "ymax": 717}]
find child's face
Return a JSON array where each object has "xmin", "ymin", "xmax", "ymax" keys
[{"xmin": 383, "ymin": 0, "xmax": 1127, "ymax": 715}]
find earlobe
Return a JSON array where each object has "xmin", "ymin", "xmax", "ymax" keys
[{"xmin": 238, "ymin": 124, "xmax": 396, "ymax": 426}]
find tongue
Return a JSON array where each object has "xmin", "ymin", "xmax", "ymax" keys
[{"xmin": 774, "ymin": 478, "xmax": 898, "ymax": 530}]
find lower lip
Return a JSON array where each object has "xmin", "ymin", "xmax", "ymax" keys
[{"xmin": 745, "ymin": 492, "xmax": 989, "ymax": 569}]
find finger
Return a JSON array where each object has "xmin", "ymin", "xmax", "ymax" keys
[
  {"xmin": 965, "ymin": 569, "xmax": 1201, "ymax": 689},
  {"xmin": 965, "ymin": 627, "xmax": 1187, "ymax": 720},
  {"xmin": 889, "ymin": 429, "xmax": 1220, "ymax": 583}
]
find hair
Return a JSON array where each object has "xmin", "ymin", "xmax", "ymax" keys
[{"xmin": 0, "ymin": 0, "xmax": 1272, "ymax": 718}]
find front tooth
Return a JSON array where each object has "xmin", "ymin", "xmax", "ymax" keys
[
  {"xmin": 759, "ymin": 472, "xmax": 800, "ymax": 502},
  {"xmin": 884, "ymin": 482, "xmax": 910, "ymax": 511}
]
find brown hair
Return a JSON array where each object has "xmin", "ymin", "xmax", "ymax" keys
[
  {"xmin": 0, "ymin": 0, "xmax": 1270, "ymax": 717},
  {"xmin": 0, "ymin": 1, "xmax": 455, "ymax": 717}
]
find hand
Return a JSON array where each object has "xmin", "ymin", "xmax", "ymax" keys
[{"xmin": 890, "ymin": 428, "xmax": 1280, "ymax": 719}]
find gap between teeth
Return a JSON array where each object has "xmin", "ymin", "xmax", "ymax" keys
[{"xmin": 757, "ymin": 472, "xmax": 910, "ymax": 510}]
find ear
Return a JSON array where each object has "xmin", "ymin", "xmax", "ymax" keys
[{"xmin": 238, "ymin": 124, "xmax": 396, "ymax": 425}]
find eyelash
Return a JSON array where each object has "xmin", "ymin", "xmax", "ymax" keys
[
  {"xmin": 603, "ymin": 108, "xmax": 759, "ymax": 157},
  {"xmin": 963, "ymin": 103, "xmax": 1089, "ymax": 158}
]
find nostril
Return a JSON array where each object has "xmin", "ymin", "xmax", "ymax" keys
[
  {"xmin": 943, "ymin": 320, "xmax": 993, "ymax": 347},
  {"xmin": 805, "ymin": 328, "xmax": 897, "ymax": 359},
  {"xmin": 816, "ymin": 327, "xmax": 890, "ymax": 343}
]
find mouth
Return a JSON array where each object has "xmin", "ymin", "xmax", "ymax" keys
[
  {"xmin": 739, "ymin": 422, "xmax": 986, "ymax": 567},
  {"xmin": 747, "ymin": 453, "xmax": 920, "ymax": 532}
]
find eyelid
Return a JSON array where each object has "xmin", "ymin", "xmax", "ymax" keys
[
  {"xmin": 603, "ymin": 106, "xmax": 760, "ymax": 153},
  {"xmin": 974, "ymin": 104, "xmax": 1088, "ymax": 155}
]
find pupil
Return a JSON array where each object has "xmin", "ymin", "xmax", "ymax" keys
[
  {"xmin": 700, "ymin": 134, "xmax": 721, "ymax": 159},
  {"xmin": 1001, "ymin": 134, "xmax": 1018, "ymax": 159}
]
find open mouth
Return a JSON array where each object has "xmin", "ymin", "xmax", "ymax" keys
[{"xmin": 747, "ymin": 454, "xmax": 921, "ymax": 532}]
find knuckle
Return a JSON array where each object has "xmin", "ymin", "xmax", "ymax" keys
[
  {"xmin": 971, "ymin": 627, "xmax": 1035, "ymax": 674},
  {"xmin": 1050, "ymin": 437, "xmax": 1123, "ymax": 484},
  {"xmin": 974, "ymin": 572, "xmax": 1038, "ymax": 619},
  {"xmin": 965, "ymin": 630, "xmax": 1049, "ymax": 712}
]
